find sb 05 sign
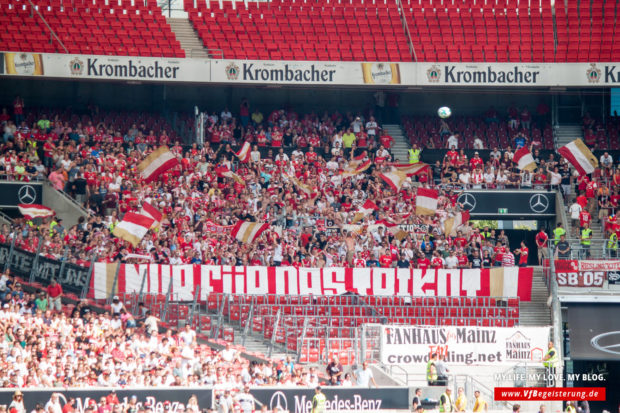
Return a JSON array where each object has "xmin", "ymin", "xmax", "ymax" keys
[{"xmin": 556, "ymin": 271, "xmax": 605, "ymax": 288}]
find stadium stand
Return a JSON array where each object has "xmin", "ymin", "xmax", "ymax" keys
[{"xmin": 0, "ymin": 0, "xmax": 184, "ymax": 57}]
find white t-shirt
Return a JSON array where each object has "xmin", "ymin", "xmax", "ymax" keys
[
  {"xmin": 355, "ymin": 367, "xmax": 374, "ymax": 387},
  {"xmin": 366, "ymin": 121, "xmax": 378, "ymax": 136},
  {"xmin": 445, "ymin": 255, "xmax": 459, "ymax": 269},
  {"xmin": 180, "ymin": 329, "xmax": 196, "ymax": 346},
  {"xmin": 447, "ymin": 135, "xmax": 458, "ymax": 149},
  {"xmin": 569, "ymin": 203, "xmax": 582, "ymax": 220}
]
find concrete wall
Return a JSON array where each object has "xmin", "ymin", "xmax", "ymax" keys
[{"xmin": 42, "ymin": 181, "xmax": 88, "ymax": 228}]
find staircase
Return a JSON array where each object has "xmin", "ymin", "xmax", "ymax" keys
[
  {"xmin": 167, "ymin": 18, "xmax": 210, "ymax": 58},
  {"xmin": 554, "ymin": 124, "xmax": 583, "ymax": 149},
  {"xmin": 519, "ymin": 266, "xmax": 552, "ymax": 326},
  {"xmin": 383, "ymin": 124, "xmax": 410, "ymax": 163}
]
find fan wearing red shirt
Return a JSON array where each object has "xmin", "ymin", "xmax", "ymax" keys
[
  {"xmin": 457, "ymin": 252, "xmax": 469, "ymax": 268},
  {"xmin": 453, "ymin": 231, "xmax": 468, "ymax": 248},
  {"xmin": 417, "ymin": 255, "xmax": 431, "ymax": 270},
  {"xmin": 579, "ymin": 210, "xmax": 591, "ymax": 230},
  {"xmin": 46, "ymin": 279, "xmax": 63, "ymax": 311},
  {"xmin": 431, "ymin": 253, "xmax": 444, "ymax": 269},
  {"xmin": 271, "ymin": 129, "xmax": 283, "ymax": 147},
  {"xmin": 379, "ymin": 132, "xmax": 394, "ymax": 149},
  {"xmin": 306, "ymin": 147, "xmax": 318, "ymax": 163},
  {"xmin": 516, "ymin": 241, "xmax": 529, "ymax": 267},
  {"xmin": 493, "ymin": 243, "xmax": 504, "ymax": 266},
  {"xmin": 445, "ymin": 149, "xmax": 458, "ymax": 166},
  {"xmin": 535, "ymin": 228, "xmax": 549, "ymax": 265},
  {"xmin": 379, "ymin": 251, "xmax": 393, "ymax": 268}
]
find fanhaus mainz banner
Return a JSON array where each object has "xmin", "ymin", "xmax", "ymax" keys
[{"xmin": 380, "ymin": 325, "xmax": 550, "ymax": 366}]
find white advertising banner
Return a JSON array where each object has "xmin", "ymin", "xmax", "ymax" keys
[
  {"xmin": 2, "ymin": 51, "xmax": 619, "ymax": 87},
  {"xmin": 380, "ymin": 325, "xmax": 550, "ymax": 366},
  {"xmin": 416, "ymin": 62, "xmax": 618, "ymax": 87},
  {"xmin": 210, "ymin": 60, "xmax": 410, "ymax": 85},
  {"xmin": 1, "ymin": 51, "xmax": 210, "ymax": 82}
]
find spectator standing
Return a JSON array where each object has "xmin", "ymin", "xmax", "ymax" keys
[
  {"xmin": 353, "ymin": 361, "xmax": 378, "ymax": 388},
  {"xmin": 556, "ymin": 235, "xmax": 571, "ymax": 259},
  {"xmin": 412, "ymin": 388, "xmax": 423, "ymax": 411},
  {"xmin": 46, "ymin": 279, "xmax": 62, "ymax": 312},
  {"xmin": 536, "ymin": 228, "xmax": 549, "ymax": 265}
]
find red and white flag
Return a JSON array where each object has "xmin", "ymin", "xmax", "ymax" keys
[
  {"xmin": 289, "ymin": 176, "xmax": 317, "ymax": 198},
  {"xmin": 558, "ymin": 139, "xmax": 599, "ymax": 175},
  {"xmin": 444, "ymin": 211, "xmax": 471, "ymax": 237},
  {"xmin": 140, "ymin": 202, "xmax": 163, "ymax": 227},
  {"xmin": 137, "ymin": 146, "xmax": 179, "ymax": 182},
  {"xmin": 112, "ymin": 212, "xmax": 155, "ymax": 247},
  {"xmin": 235, "ymin": 141, "xmax": 251, "ymax": 163},
  {"xmin": 415, "ymin": 187, "xmax": 438, "ymax": 216},
  {"xmin": 352, "ymin": 200, "xmax": 379, "ymax": 224},
  {"xmin": 221, "ymin": 169, "xmax": 246, "ymax": 185},
  {"xmin": 379, "ymin": 169, "xmax": 408, "ymax": 192},
  {"xmin": 391, "ymin": 163, "xmax": 430, "ymax": 176},
  {"xmin": 18, "ymin": 204, "xmax": 54, "ymax": 220},
  {"xmin": 342, "ymin": 159, "xmax": 372, "ymax": 178},
  {"xmin": 377, "ymin": 220, "xmax": 408, "ymax": 241},
  {"xmin": 512, "ymin": 146, "xmax": 537, "ymax": 172},
  {"xmin": 231, "ymin": 221, "xmax": 270, "ymax": 244}
]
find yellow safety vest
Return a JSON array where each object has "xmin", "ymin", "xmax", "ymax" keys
[
  {"xmin": 426, "ymin": 360, "xmax": 435, "ymax": 381},
  {"xmin": 581, "ymin": 228, "xmax": 592, "ymax": 246},
  {"xmin": 553, "ymin": 228, "xmax": 566, "ymax": 244},
  {"xmin": 543, "ymin": 347, "xmax": 558, "ymax": 368},
  {"xmin": 49, "ymin": 220, "xmax": 58, "ymax": 237},
  {"xmin": 566, "ymin": 406, "xmax": 576, "ymax": 413},
  {"xmin": 608, "ymin": 233, "xmax": 618, "ymax": 250},
  {"xmin": 439, "ymin": 393, "xmax": 453, "ymax": 413},
  {"xmin": 312, "ymin": 392, "xmax": 326, "ymax": 413},
  {"xmin": 455, "ymin": 395, "xmax": 467, "ymax": 412},
  {"xmin": 473, "ymin": 397, "xmax": 487, "ymax": 412},
  {"xmin": 408, "ymin": 148, "xmax": 420, "ymax": 164}
]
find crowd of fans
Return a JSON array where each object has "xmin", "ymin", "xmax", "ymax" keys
[
  {"xmin": 2, "ymin": 99, "xmax": 620, "ymax": 271},
  {"xmin": 0, "ymin": 289, "xmax": 332, "ymax": 389}
]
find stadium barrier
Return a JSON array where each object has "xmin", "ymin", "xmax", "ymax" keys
[{"xmin": 0, "ymin": 387, "xmax": 410, "ymax": 413}]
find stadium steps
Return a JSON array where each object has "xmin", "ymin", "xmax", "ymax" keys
[
  {"xmin": 228, "ymin": 323, "xmax": 290, "ymax": 361},
  {"xmin": 518, "ymin": 266, "xmax": 552, "ymax": 326},
  {"xmin": 167, "ymin": 17, "xmax": 210, "ymax": 58},
  {"xmin": 554, "ymin": 124, "xmax": 583, "ymax": 149},
  {"xmin": 382, "ymin": 124, "xmax": 410, "ymax": 163},
  {"xmin": 42, "ymin": 181, "xmax": 89, "ymax": 228}
]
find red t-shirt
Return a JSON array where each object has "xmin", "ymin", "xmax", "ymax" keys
[
  {"xmin": 579, "ymin": 211, "xmax": 591, "ymax": 227},
  {"xmin": 379, "ymin": 254, "xmax": 393, "ymax": 268},
  {"xmin": 417, "ymin": 257, "xmax": 430, "ymax": 270}
]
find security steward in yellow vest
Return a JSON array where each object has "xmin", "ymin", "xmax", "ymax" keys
[
  {"xmin": 608, "ymin": 232, "xmax": 618, "ymax": 258},
  {"xmin": 473, "ymin": 391, "xmax": 487, "ymax": 412},
  {"xmin": 580, "ymin": 223, "xmax": 592, "ymax": 259},
  {"xmin": 553, "ymin": 223, "xmax": 566, "ymax": 245},
  {"xmin": 426, "ymin": 353, "xmax": 438, "ymax": 385},
  {"xmin": 408, "ymin": 145, "xmax": 421, "ymax": 164},
  {"xmin": 439, "ymin": 388, "xmax": 454, "ymax": 413},
  {"xmin": 542, "ymin": 341, "xmax": 558, "ymax": 387},
  {"xmin": 312, "ymin": 386, "xmax": 326, "ymax": 413}
]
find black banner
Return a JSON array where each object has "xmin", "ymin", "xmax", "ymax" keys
[
  {"xmin": 0, "ymin": 243, "xmax": 90, "ymax": 295},
  {"xmin": 0, "ymin": 387, "xmax": 408, "ymax": 413},
  {"xmin": 456, "ymin": 190, "xmax": 556, "ymax": 217},
  {"xmin": 607, "ymin": 271, "xmax": 620, "ymax": 285},
  {"xmin": 0, "ymin": 389, "xmax": 212, "ymax": 413},
  {"xmin": 250, "ymin": 387, "xmax": 409, "ymax": 413},
  {"xmin": 0, "ymin": 182, "xmax": 43, "ymax": 207}
]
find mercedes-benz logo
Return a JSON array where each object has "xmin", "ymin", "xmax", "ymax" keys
[
  {"xmin": 590, "ymin": 331, "xmax": 620, "ymax": 355},
  {"xmin": 269, "ymin": 391, "xmax": 287, "ymax": 411},
  {"xmin": 457, "ymin": 193, "xmax": 476, "ymax": 211},
  {"xmin": 529, "ymin": 193, "xmax": 549, "ymax": 213},
  {"xmin": 18, "ymin": 185, "xmax": 37, "ymax": 204},
  {"xmin": 608, "ymin": 272, "xmax": 620, "ymax": 283}
]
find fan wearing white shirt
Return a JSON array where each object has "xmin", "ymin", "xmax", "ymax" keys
[
  {"xmin": 473, "ymin": 136, "xmax": 484, "ymax": 150},
  {"xmin": 458, "ymin": 169, "xmax": 471, "ymax": 187}
]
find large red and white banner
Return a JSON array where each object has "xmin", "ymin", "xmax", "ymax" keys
[
  {"xmin": 92, "ymin": 264, "xmax": 533, "ymax": 301},
  {"xmin": 555, "ymin": 260, "xmax": 616, "ymax": 287}
]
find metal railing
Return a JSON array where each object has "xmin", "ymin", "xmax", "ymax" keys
[
  {"xmin": 394, "ymin": 0, "xmax": 418, "ymax": 62},
  {"xmin": 27, "ymin": 0, "xmax": 68, "ymax": 53}
]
